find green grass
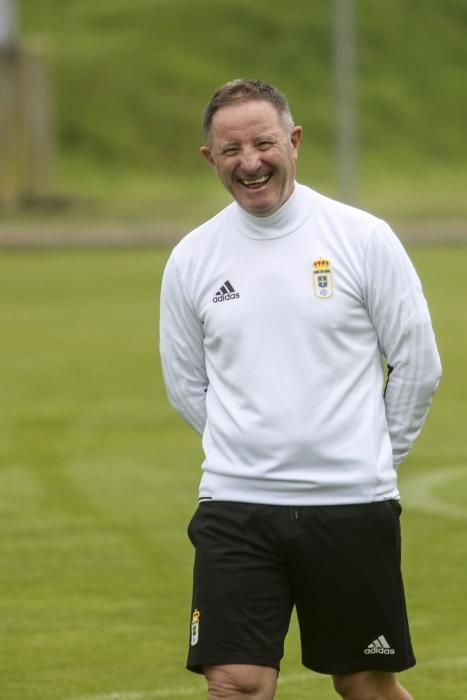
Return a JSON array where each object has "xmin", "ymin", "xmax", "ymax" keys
[
  {"xmin": 0, "ymin": 244, "xmax": 466, "ymax": 699},
  {"xmin": 15, "ymin": 0, "xmax": 467, "ymax": 222}
]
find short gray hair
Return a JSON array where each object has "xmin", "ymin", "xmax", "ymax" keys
[{"xmin": 202, "ymin": 79, "xmax": 295, "ymax": 143}]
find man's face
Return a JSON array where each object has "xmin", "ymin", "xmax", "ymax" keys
[{"xmin": 201, "ymin": 100, "xmax": 302, "ymax": 217}]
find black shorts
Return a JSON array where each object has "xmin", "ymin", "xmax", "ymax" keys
[{"xmin": 186, "ymin": 500, "xmax": 415, "ymax": 675}]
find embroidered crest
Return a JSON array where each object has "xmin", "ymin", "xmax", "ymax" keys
[
  {"xmin": 191, "ymin": 608, "xmax": 200, "ymax": 646},
  {"xmin": 313, "ymin": 258, "xmax": 333, "ymax": 299}
]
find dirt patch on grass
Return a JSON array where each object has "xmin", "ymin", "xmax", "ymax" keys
[{"xmin": 0, "ymin": 220, "xmax": 466, "ymax": 249}]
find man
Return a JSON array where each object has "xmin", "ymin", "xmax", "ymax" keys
[{"xmin": 159, "ymin": 79, "xmax": 441, "ymax": 700}]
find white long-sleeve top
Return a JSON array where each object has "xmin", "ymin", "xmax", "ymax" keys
[{"xmin": 160, "ymin": 183, "xmax": 441, "ymax": 505}]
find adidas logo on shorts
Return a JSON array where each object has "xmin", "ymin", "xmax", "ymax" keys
[{"xmin": 364, "ymin": 635, "xmax": 395, "ymax": 655}]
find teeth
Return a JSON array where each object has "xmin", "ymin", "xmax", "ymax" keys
[{"xmin": 241, "ymin": 175, "xmax": 269, "ymax": 185}]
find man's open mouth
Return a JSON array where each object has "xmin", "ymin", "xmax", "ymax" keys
[{"xmin": 239, "ymin": 174, "xmax": 272, "ymax": 189}]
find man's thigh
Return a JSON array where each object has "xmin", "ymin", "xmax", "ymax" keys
[
  {"xmin": 186, "ymin": 502, "xmax": 293, "ymax": 674},
  {"xmin": 288, "ymin": 501, "xmax": 416, "ymax": 675},
  {"xmin": 205, "ymin": 664, "xmax": 278, "ymax": 700}
]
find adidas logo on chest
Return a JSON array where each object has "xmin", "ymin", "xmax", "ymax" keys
[{"xmin": 212, "ymin": 280, "xmax": 240, "ymax": 303}]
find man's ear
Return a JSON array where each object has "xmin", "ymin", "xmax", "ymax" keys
[
  {"xmin": 290, "ymin": 126, "xmax": 303, "ymax": 155},
  {"xmin": 200, "ymin": 146, "xmax": 215, "ymax": 167}
]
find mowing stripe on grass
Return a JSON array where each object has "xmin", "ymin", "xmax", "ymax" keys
[
  {"xmin": 68, "ymin": 656, "xmax": 467, "ymax": 700},
  {"xmin": 401, "ymin": 465, "xmax": 467, "ymax": 519}
]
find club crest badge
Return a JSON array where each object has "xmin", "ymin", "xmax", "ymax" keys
[
  {"xmin": 313, "ymin": 258, "xmax": 333, "ymax": 299},
  {"xmin": 191, "ymin": 608, "xmax": 200, "ymax": 646}
]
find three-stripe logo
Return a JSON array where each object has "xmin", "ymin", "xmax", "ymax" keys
[
  {"xmin": 364, "ymin": 635, "xmax": 395, "ymax": 655},
  {"xmin": 212, "ymin": 280, "xmax": 240, "ymax": 303}
]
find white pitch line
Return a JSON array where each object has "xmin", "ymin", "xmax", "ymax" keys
[
  {"xmin": 66, "ymin": 656, "xmax": 467, "ymax": 700},
  {"xmin": 400, "ymin": 464, "xmax": 467, "ymax": 519},
  {"xmin": 68, "ymin": 687, "xmax": 200, "ymax": 700},
  {"xmin": 419, "ymin": 656, "xmax": 467, "ymax": 670}
]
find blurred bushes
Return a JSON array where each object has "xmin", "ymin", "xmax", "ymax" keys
[{"xmin": 19, "ymin": 0, "xmax": 467, "ymax": 216}]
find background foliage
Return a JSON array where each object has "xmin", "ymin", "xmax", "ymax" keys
[{"xmin": 19, "ymin": 0, "xmax": 467, "ymax": 223}]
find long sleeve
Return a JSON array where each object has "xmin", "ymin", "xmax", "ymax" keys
[
  {"xmin": 159, "ymin": 253, "xmax": 208, "ymax": 435},
  {"xmin": 363, "ymin": 223, "xmax": 442, "ymax": 467}
]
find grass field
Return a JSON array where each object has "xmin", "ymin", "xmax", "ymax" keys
[{"xmin": 1, "ymin": 243, "xmax": 466, "ymax": 700}]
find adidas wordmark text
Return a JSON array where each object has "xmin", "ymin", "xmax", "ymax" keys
[
  {"xmin": 213, "ymin": 280, "xmax": 240, "ymax": 303},
  {"xmin": 364, "ymin": 635, "xmax": 395, "ymax": 655}
]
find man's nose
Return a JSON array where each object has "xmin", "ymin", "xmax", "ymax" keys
[{"xmin": 239, "ymin": 148, "xmax": 261, "ymax": 173}]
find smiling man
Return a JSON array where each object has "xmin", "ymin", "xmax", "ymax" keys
[
  {"xmin": 200, "ymin": 96, "xmax": 302, "ymax": 216},
  {"xmin": 159, "ymin": 80, "xmax": 441, "ymax": 700}
]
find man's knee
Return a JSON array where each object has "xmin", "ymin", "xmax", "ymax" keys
[
  {"xmin": 204, "ymin": 664, "xmax": 277, "ymax": 699},
  {"xmin": 332, "ymin": 671, "xmax": 413, "ymax": 700}
]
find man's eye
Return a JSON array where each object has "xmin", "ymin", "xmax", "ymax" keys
[{"xmin": 223, "ymin": 147, "xmax": 239, "ymax": 156}]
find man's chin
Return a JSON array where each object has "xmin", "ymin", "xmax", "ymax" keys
[
  {"xmin": 243, "ymin": 205, "xmax": 277, "ymax": 217},
  {"xmin": 236, "ymin": 191, "xmax": 280, "ymax": 217}
]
